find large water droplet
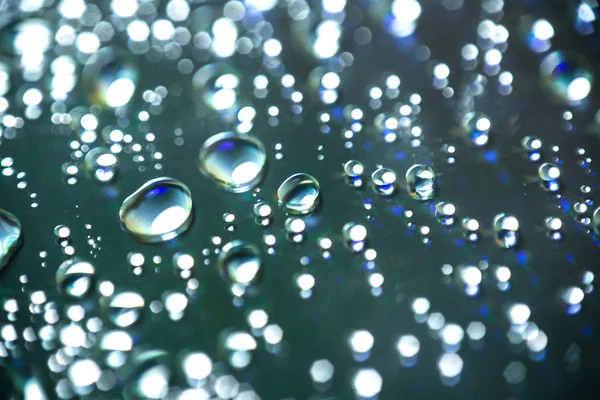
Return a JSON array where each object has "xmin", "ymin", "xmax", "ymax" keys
[
  {"xmin": 198, "ymin": 132, "xmax": 267, "ymax": 193},
  {"xmin": 0, "ymin": 209, "xmax": 21, "ymax": 270},
  {"xmin": 537, "ymin": 162, "xmax": 561, "ymax": 192},
  {"xmin": 192, "ymin": 63, "xmax": 241, "ymax": 111},
  {"xmin": 84, "ymin": 147, "xmax": 118, "ymax": 183},
  {"xmin": 540, "ymin": 51, "xmax": 593, "ymax": 104},
  {"xmin": 56, "ymin": 258, "xmax": 95, "ymax": 298},
  {"xmin": 103, "ymin": 291, "xmax": 145, "ymax": 327},
  {"xmin": 124, "ymin": 350, "xmax": 170, "ymax": 399},
  {"xmin": 460, "ymin": 112, "xmax": 491, "ymax": 146},
  {"xmin": 406, "ymin": 164, "xmax": 435, "ymax": 201},
  {"xmin": 218, "ymin": 240, "xmax": 262, "ymax": 285},
  {"xmin": 119, "ymin": 177, "xmax": 193, "ymax": 243},
  {"xmin": 493, "ymin": 213, "xmax": 519, "ymax": 248},
  {"xmin": 277, "ymin": 173, "xmax": 321, "ymax": 215},
  {"xmin": 82, "ymin": 47, "xmax": 138, "ymax": 108}
]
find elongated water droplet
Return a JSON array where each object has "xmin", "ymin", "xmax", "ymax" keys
[
  {"xmin": 406, "ymin": 164, "xmax": 435, "ymax": 201},
  {"xmin": 82, "ymin": 47, "xmax": 138, "ymax": 108},
  {"xmin": 198, "ymin": 132, "xmax": 267, "ymax": 193},
  {"xmin": 371, "ymin": 168, "xmax": 396, "ymax": 195},
  {"xmin": 0, "ymin": 209, "xmax": 22, "ymax": 270},
  {"xmin": 493, "ymin": 213, "xmax": 519, "ymax": 248},
  {"xmin": 540, "ymin": 51, "xmax": 593, "ymax": 104},
  {"xmin": 84, "ymin": 147, "xmax": 118, "ymax": 183},
  {"xmin": 103, "ymin": 291, "xmax": 145, "ymax": 327},
  {"xmin": 460, "ymin": 112, "xmax": 491, "ymax": 146},
  {"xmin": 218, "ymin": 240, "xmax": 262, "ymax": 285},
  {"xmin": 277, "ymin": 173, "xmax": 321, "ymax": 215},
  {"xmin": 119, "ymin": 177, "xmax": 193, "ymax": 243},
  {"xmin": 538, "ymin": 162, "xmax": 561, "ymax": 192},
  {"xmin": 56, "ymin": 258, "xmax": 95, "ymax": 298}
]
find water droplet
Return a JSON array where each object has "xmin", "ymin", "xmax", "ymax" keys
[
  {"xmin": 435, "ymin": 202, "xmax": 456, "ymax": 225},
  {"xmin": 371, "ymin": 167, "xmax": 396, "ymax": 195},
  {"xmin": 545, "ymin": 217, "xmax": 563, "ymax": 240},
  {"xmin": 181, "ymin": 352, "xmax": 212, "ymax": 387},
  {"xmin": 277, "ymin": 173, "xmax": 321, "ymax": 215},
  {"xmin": 82, "ymin": 47, "xmax": 138, "ymax": 108},
  {"xmin": 56, "ymin": 258, "xmax": 95, "ymax": 298},
  {"xmin": 342, "ymin": 222, "xmax": 367, "ymax": 252},
  {"xmin": 219, "ymin": 330, "xmax": 257, "ymax": 369},
  {"xmin": 353, "ymin": 368, "xmax": 382, "ymax": 398},
  {"xmin": 406, "ymin": 164, "xmax": 435, "ymax": 200},
  {"xmin": 119, "ymin": 177, "xmax": 193, "ymax": 243},
  {"xmin": 540, "ymin": 51, "xmax": 593, "ymax": 103},
  {"xmin": 0, "ymin": 209, "xmax": 21, "ymax": 270},
  {"xmin": 344, "ymin": 160, "xmax": 364, "ymax": 187},
  {"xmin": 521, "ymin": 136, "xmax": 542, "ymax": 161},
  {"xmin": 461, "ymin": 112, "xmax": 491, "ymax": 146},
  {"xmin": 198, "ymin": 132, "xmax": 267, "ymax": 193},
  {"xmin": 192, "ymin": 63, "xmax": 241, "ymax": 111},
  {"xmin": 493, "ymin": 213, "xmax": 520, "ymax": 248},
  {"xmin": 103, "ymin": 291, "xmax": 145, "ymax": 327},
  {"xmin": 124, "ymin": 350, "xmax": 170, "ymax": 399},
  {"xmin": 537, "ymin": 162, "xmax": 561, "ymax": 192},
  {"xmin": 218, "ymin": 240, "xmax": 262, "ymax": 285},
  {"xmin": 84, "ymin": 147, "xmax": 118, "ymax": 183},
  {"xmin": 593, "ymin": 207, "xmax": 600, "ymax": 236}
]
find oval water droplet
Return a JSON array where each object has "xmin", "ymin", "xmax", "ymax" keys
[
  {"xmin": 192, "ymin": 63, "xmax": 241, "ymax": 111},
  {"xmin": 119, "ymin": 177, "xmax": 193, "ymax": 243},
  {"xmin": 406, "ymin": 164, "xmax": 435, "ymax": 201},
  {"xmin": 82, "ymin": 47, "xmax": 139, "ymax": 108},
  {"xmin": 0, "ymin": 209, "xmax": 22, "ymax": 270},
  {"xmin": 460, "ymin": 112, "xmax": 491, "ymax": 146},
  {"xmin": 84, "ymin": 147, "xmax": 118, "ymax": 183},
  {"xmin": 198, "ymin": 132, "xmax": 267, "ymax": 193},
  {"xmin": 493, "ymin": 213, "xmax": 519, "ymax": 248},
  {"xmin": 218, "ymin": 240, "xmax": 262, "ymax": 285},
  {"xmin": 540, "ymin": 51, "xmax": 593, "ymax": 103},
  {"xmin": 56, "ymin": 258, "xmax": 95, "ymax": 298},
  {"xmin": 103, "ymin": 291, "xmax": 145, "ymax": 327},
  {"xmin": 277, "ymin": 173, "xmax": 321, "ymax": 215},
  {"xmin": 371, "ymin": 168, "xmax": 396, "ymax": 195},
  {"xmin": 537, "ymin": 162, "xmax": 561, "ymax": 192}
]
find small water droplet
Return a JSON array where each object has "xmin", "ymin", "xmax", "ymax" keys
[
  {"xmin": 56, "ymin": 258, "xmax": 95, "ymax": 298},
  {"xmin": 102, "ymin": 291, "xmax": 145, "ymax": 327},
  {"xmin": 406, "ymin": 164, "xmax": 435, "ymax": 200},
  {"xmin": 84, "ymin": 147, "xmax": 118, "ymax": 183},
  {"xmin": 219, "ymin": 330, "xmax": 257, "ymax": 369},
  {"xmin": 538, "ymin": 162, "xmax": 561, "ymax": 192},
  {"xmin": 435, "ymin": 202, "xmax": 456, "ymax": 225},
  {"xmin": 0, "ymin": 209, "xmax": 21, "ymax": 270},
  {"xmin": 192, "ymin": 63, "xmax": 241, "ymax": 112},
  {"xmin": 198, "ymin": 132, "xmax": 267, "ymax": 193},
  {"xmin": 493, "ymin": 213, "xmax": 520, "ymax": 248},
  {"xmin": 218, "ymin": 240, "xmax": 262, "ymax": 285},
  {"xmin": 461, "ymin": 112, "xmax": 491, "ymax": 146},
  {"xmin": 342, "ymin": 222, "xmax": 367, "ymax": 252},
  {"xmin": 344, "ymin": 160, "xmax": 364, "ymax": 187},
  {"xmin": 119, "ymin": 177, "xmax": 193, "ymax": 243},
  {"xmin": 277, "ymin": 173, "xmax": 321, "ymax": 215}
]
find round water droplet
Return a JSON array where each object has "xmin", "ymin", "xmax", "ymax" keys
[
  {"xmin": 56, "ymin": 258, "xmax": 95, "ymax": 298},
  {"xmin": 103, "ymin": 291, "xmax": 145, "ymax": 327},
  {"xmin": 540, "ymin": 51, "xmax": 594, "ymax": 103},
  {"xmin": 84, "ymin": 147, "xmax": 118, "ymax": 183},
  {"xmin": 119, "ymin": 177, "xmax": 193, "ymax": 243},
  {"xmin": 342, "ymin": 222, "xmax": 367, "ymax": 252},
  {"xmin": 344, "ymin": 160, "xmax": 364, "ymax": 187},
  {"xmin": 0, "ymin": 209, "xmax": 22, "ymax": 270},
  {"xmin": 545, "ymin": 217, "xmax": 563, "ymax": 240},
  {"xmin": 406, "ymin": 164, "xmax": 435, "ymax": 200},
  {"xmin": 198, "ymin": 132, "xmax": 267, "ymax": 193},
  {"xmin": 371, "ymin": 168, "xmax": 396, "ymax": 195},
  {"xmin": 435, "ymin": 202, "xmax": 456, "ymax": 225},
  {"xmin": 82, "ymin": 47, "xmax": 139, "ymax": 108},
  {"xmin": 124, "ymin": 350, "xmax": 170, "ymax": 399},
  {"xmin": 192, "ymin": 63, "xmax": 241, "ymax": 111},
  {"xmin": 521, "ymin": 136, "xmax": 542, "ymax": 152},
  {"xmin": 493, "ymin": 213, "xmax": 519, "ymax": 248},
  {"xmin": 218, "ymin": 240, "xmax": 262, "ymax": 285},
  {"xmin": 277, "ymin": 173, "xmax": 321, "ymax": 215},
  {"xmin": 538, "ymin": 162, "xmax": 561, "ymax": 192},
  {"xmin": 219, "ymin": 330, "xmax": 257, "ymax": 369},
  {"xmin": 461, "ymin": 112, "xmax": 491, "ymax": 146}
]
